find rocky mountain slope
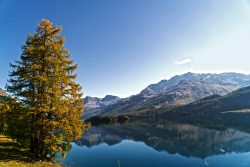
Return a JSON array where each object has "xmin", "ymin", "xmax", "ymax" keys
[
  {"xmin": 99, "ymin": 80, "xmax": 238, "ymax": 116},
  {"xmin": 84, "ymin": 72, "xmax": 250, "ymax": 118},
  {"xmin": 140, "ymin": 72, "xmax": 250, "ymax": 95},
  {"xmin": 166, "ymin": 85, "xmax": 250, "ymax": 116},
  {"xmin": 157, "ymin": 85, "xmax": 250, "ymax": 128},
  {"xmin": 0, "ymin": 89, "xmax": 8, "ymax": 97},
  {"xmin": 84, "ymin": 95, "xmax": 120, "ymax": 118}
]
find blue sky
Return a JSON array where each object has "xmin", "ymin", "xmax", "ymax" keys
[{"xmin": 1, "ymin": 0, "xmax": 250, "ymax": 97}]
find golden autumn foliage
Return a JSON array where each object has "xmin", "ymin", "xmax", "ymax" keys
[
  {"xmin": 7, "ymin": 19, "xmax": 84, "ymax": 160},
  {"xmin": 0, "ymin": 102, "xmax": 10, "ymax": 133}
]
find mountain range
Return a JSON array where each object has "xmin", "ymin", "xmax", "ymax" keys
[
  {"xmin": 0, "ymin": 88, "xmax": 7, "ymax": 97},
  {"xmin": 167, "ymin": 85, "xmax": 250, "ymax": 116},
  {"xmin": 84, "ymin": 72, "xmax": 250, "ymax": 119},
  {"xmin": 84, "ymin": 95, "xmax": 120, "ymax": 118}
]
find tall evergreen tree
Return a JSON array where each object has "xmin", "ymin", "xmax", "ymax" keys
[
  {"xmin": 0, "ymin": 101, "xmax": 10, "ymax": 134},
  {"xmin": 7, "ymin": 19, "xmax": 84, "ymax": 159}
]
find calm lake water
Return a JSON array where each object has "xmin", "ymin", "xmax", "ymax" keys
[{"xmin": 61, "ymin": 120, "xmax": 250, "ymax": 167}]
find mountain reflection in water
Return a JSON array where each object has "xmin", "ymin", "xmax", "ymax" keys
[{"xmin": 62, "ymin": 120, "xmax": 250, "ymax": 167}]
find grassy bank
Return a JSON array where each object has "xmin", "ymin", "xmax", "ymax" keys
[{"xmin": 0, "ymin": 135, "xmax": 60, "ymax": 167}]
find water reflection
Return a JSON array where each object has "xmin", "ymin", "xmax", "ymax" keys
[
  {"xmin": 61, "ymin": 120, "xmax": 250, "ymax": 167},
  {"xmin": 76, "ymin": 120, "xmax": 250, "ymax": 158}
]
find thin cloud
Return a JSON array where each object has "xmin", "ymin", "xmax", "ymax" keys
[{"xmin": 175, "ymin": 58, "xmax": 192, "ymax": 65}]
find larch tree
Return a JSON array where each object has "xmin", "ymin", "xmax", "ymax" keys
[
  {"xmin": 7, "ymin": 19, "xmax": 84, "ymax": 160},
  {"xmin": 0, "ymin": 101, "xmax": 10, "ymax": 134}
]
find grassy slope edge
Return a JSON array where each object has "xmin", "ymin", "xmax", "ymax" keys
[{"xmin": 0, "ymin": 135, "xmax": 60, "ymax": 167}]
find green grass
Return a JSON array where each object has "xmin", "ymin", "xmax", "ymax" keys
[
  {"xmin": 0, "ymin": 161, "xmax": 60, "ymax": 167},
  {"xmin": 0, "ymin": 135, "xmax": 60, "ymax": 167}
]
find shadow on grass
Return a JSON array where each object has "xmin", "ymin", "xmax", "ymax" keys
[{"xmin": 0, "ymin": 136, "xmax": 36, "ymax": 163}]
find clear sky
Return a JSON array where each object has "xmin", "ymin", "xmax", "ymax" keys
[{"xmin": 1, "ymin": 0, "xmax": 250, "ymax": 98}]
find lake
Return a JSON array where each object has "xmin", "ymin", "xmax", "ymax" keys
[{"xmin": 61, "ymin": 120, "xmax": 250, "ymax": 167}]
